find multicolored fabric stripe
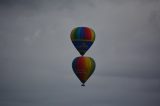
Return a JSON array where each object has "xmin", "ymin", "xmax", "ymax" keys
[
  {"xmin": 72, "ymin": 56, "xmax": 96, "ymax": 84},
  {"xmin": 71, "ymin": 27, "xmax": 95, "ymax": 42}
]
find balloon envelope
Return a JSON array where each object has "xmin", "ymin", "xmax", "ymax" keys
[
  {"xmin": 72, "ymin": 56, "xmax": 96, "ymax": 86},
  {"xmin": 70, "ymin": 27, "xmax": 95, "ymax": 56}
]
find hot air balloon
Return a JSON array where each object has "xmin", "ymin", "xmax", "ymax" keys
[
  {"xmin": 72, "ymin": 56, "xmax": 96, "ymax": 86},
  {"xmin": 70, "ymin": 27, "xmax": 95, "ymax": 56}
]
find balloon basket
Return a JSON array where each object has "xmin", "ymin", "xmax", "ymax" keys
[{"xmin": 81, "ymin": 83, "xmax": 85, "ymax": 86}]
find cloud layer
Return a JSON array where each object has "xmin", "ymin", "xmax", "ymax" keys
[{"xmin": 0, "ymin": 0, "xmax": 160, "ymax": 106}]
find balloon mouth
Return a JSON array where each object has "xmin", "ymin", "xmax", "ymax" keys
[{"xmin": 81, "ymin": 83, "xmax": 85, "ymax": 86}]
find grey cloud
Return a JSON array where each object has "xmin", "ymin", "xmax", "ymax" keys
[{"xmin": 0, "ymin": 0, "xmax": 160, "ymax": 106}]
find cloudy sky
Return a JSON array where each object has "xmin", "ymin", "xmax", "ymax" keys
[{"xmin": 0, "ymin": 0, "xmax": 160, "ymax": 106}]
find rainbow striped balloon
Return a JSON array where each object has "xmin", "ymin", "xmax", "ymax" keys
[
  {"xmin": 70, "ymin": 27, "xmax": 95, "ymax": 56},
  {"xmin": 72, "ymin": 56, "xmax": 96, "ymax": 86}
]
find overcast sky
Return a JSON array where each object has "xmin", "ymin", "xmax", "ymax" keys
[{"xmin": 0, "ymin": 0, "xmax": 160, "ymax": 106}]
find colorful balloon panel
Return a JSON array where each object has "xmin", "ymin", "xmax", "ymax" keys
[
  {"xmin": 70, "ymin": 27, "xmax": 95, "ymax": 55},
  {"xmin": 72, "ymin": 56, "xmax": 96, "ymax": 85}
]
